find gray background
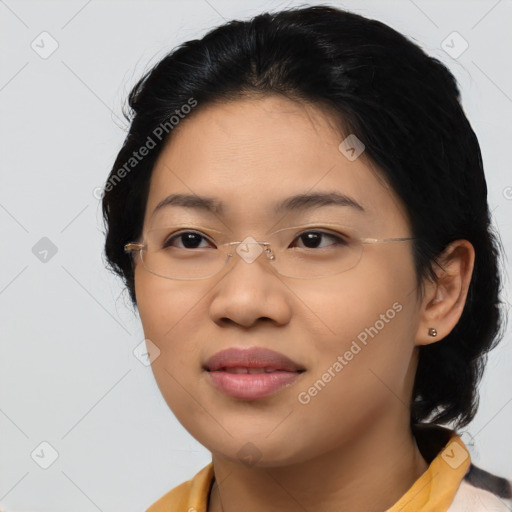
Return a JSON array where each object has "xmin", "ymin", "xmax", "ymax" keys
[{"xmin": 0, "ymin": 0, "xmax": 511, "ymax": 511}]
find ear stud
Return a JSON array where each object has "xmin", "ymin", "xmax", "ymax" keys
[{"xmin": 428, "ymin": 328, "xmax": 437, "ymax": 337}]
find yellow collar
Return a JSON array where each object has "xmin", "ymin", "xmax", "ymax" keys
[{"xmin": 386, "ymin": 425, "xmax": 470, "ymax": 511}]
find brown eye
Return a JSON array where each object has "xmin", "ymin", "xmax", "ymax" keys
[
  {"xmin": 163, "ymin": 231, "xmax": 214, "ymax": 250},
  {"xmin": 291, "ymin": 230, "xmax": 349, "ymax": 249}
]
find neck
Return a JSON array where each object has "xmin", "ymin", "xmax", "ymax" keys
[{"xmin": 208, "ymin": 415, "xmax": 429, "ymax": 512}]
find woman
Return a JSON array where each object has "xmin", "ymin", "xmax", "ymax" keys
[{"xmin": 101, "ymin": 5, "xmax": 511, "ymax": 511}]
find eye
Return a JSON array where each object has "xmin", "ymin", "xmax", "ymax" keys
[
  {"xmin": 290, "ymin": 229, "xmax": 349, "ymax": 250},
  {"xmin": 162, "ymin": 230, "xmax": 215, "ymax": 250}
]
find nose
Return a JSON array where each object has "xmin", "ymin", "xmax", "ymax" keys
[{"xmin": 208, "ymin": 240, "xmax": 292, "ymax": 328}]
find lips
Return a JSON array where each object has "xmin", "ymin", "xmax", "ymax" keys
[
  {"xmin": 203, "ymin": 347, "xmax": 305, "ymax": 400},
  {"xmin": 203, "ymin": 347, "xmax": 305, "ymax": 373}
]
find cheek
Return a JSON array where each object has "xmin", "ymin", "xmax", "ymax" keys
[
  {"xmin": 296, "ymin": 251, "xmax": 414, "ymax": 339},
  {"xmin": 296, "ymin": 251, "xmax": 418, "ymax": 401},
  {"xmin": 136, "ymin": 265, "xmax": 197, "ymax": 337},
  {"xmin": 286, "ymin": 274, "xmax": 417, "ymax": 455},
  {"xmin": 134, "ymin": 267, "xmax": 210, "ymax": 374},
  {"xmin": 135, "ymin": 270, "xmax": 212, "ymax": 427}
]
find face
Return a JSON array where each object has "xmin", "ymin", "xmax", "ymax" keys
[{"xmin": 134, "ymin": 95, "xmax": 422, "ymax": 466}]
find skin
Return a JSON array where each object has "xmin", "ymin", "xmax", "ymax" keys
[{"xmin": 133, "ymin": 94, "xmax": 475, "ymax": 512}]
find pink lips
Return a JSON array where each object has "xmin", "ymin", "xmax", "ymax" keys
[{"xmin": 204, "ymin": 347, "xmax": 305, "ymax": 400}]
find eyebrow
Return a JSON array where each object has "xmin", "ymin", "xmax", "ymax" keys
[{"xmin": 152, "ymin": 191, "xmax": 365, "ymax": 217}]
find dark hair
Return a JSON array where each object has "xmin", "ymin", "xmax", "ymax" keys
[{"xmin": 101, "ymin": 5, "xmax": 505, "ymax": 429}]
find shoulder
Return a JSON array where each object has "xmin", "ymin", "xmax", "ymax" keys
[
  {"xmin": 448, "ymin": 463, "xmax": 512, "ymax": 512},
  {"xmin": 146, "ymin": 462, "xmax": 214, "ymax": 512},
  {"xmin": 146, "ymin": 479, "xmax": 193, "ymax": 512}
]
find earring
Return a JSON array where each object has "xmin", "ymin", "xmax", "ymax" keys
[{"xmin": 428, "ymin": 328, "xmax": 437, "ymax": 337}]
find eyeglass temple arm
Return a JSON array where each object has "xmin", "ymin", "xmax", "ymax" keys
[
  {"xmin": 360, "ymin": 236, "xmax": 416, "ymax": 244},
  {"xmin": 124, "ymin": 242, "xmax": 144, "ymax": 253}
]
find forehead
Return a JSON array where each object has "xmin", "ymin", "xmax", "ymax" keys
[{"xmin": 145, "ymin": 95, "xmax": 409, "ymax": 232}]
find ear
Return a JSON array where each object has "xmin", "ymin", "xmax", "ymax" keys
[{"xmin": 415, "ymin": 240, "xmax": 475, "ymax": 346}]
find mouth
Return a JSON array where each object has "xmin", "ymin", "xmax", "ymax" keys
[
  {"xmin": 203, "ymin": 347, "xmax": 306, "ymax": 400},
  {"xmin": 208, "ymin": 367, "xmax": 305, "ymax": 374}
]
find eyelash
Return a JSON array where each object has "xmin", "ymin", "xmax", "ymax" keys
[{"xmin": 161, "ymin": 229, "xmax": 349, "ymax": 250}]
